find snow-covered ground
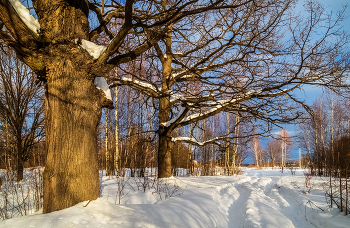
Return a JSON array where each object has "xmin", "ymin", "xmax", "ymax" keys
[{"xmin": 1, "ymin": 168, "xmax": 350, "ymax": 228}]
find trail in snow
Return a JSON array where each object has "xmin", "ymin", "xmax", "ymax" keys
[{"xmin": 1, "ymin": 169, "xmax": 350, "ymax": 228}]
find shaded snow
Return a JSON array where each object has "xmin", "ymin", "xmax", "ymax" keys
[
  {"xmin": 75, "ymin": 39, "xmax": 106, "ymax": 59},
  {"xmin": 2, "ymin": 169, "xmax": 350, "ymax": 228},
  {"xmin": 9, "ymin": 0, "xmax": 40, "ymax": 34},
  {"xmin": 94, "ymin": 77, "xmax": 112, "ymax": 100}
]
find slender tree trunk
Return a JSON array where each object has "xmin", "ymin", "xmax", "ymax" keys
[
  {"xmin": 106, "ymin": 109, "xmax": 113, "ymax": 176},
  {"xmin": 281, "ymin": 140, "xmax": 284, "ymax": 171},
  {"xmin": 188, "ymin": 124, "xmax": 193, "ymax": 175},
  {"xmin": 255, "ymin": 139, "xmax": 259, "ymax": 169},
  {"xmin": 114, "ymin": 86, "xmax": 119, "ymax": 176},
  {"xmin": 331, "ymin": 92, "xmax": 334, "ymax": 169},
  {"xmin": 226, "ymin": 112, "xmax": 230, "ymax": 175},
  {"xmin": 231, "ymin": 112, "xmax": 240, "ymax": 175},
  {"xmin": 125, "ymin": 87, "xmax": 132, "ymax": 173},
  {"xmin": 203, "ymin": 120, "xmax": 208, "ymax": 176},
  {"xmin": 5, "ymin": 118, "xmax": 11, "ymax": 171}
]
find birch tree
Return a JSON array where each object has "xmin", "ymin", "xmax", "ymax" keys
[
  {"xmin": 252, "ymin": 136, "xmax": 262, "ymax": 168},
  {"xmin": 266, "ymin": 139, "xmax": 281, "ymax": 169},
  {"xmin": 279, "ymin": 129, "xmax": 292, "ymax": 169}
]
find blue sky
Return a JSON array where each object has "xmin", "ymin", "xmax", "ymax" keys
[{"xmin": 245, "ymin": 0, "xmax": 350, "ymax": 164}]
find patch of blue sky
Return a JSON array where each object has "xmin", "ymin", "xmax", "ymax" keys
[{"xmin": 244, "ymin": 0, "xmax": 350, "ymax": 165}]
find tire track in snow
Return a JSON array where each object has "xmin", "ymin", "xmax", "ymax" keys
[
  {"xmin": 212, "ymin": 177, "xmax": 256, "ymax": 228},
  {"xmin": 222, "ymin": 176, "xmax": 296, "ymax": 228},
  {"xmin": 272, "ymin": 183, "xmax": 319, "ymax": 228},
  {"xmin": 227, "ymin": 184, "xmax": 251, "ymax": 228}
]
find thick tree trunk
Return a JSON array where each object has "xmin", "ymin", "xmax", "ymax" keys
[
  {"xmin": 158, "ymin": 132, "xmax": 173, "ymax": 178},
  {"xmin": 32, "ymin": 1, "xmax": 114, "ymax": 213},
  {"xmin": 17, "ymin": 156, "xmax": 24, "ymax": 181},
  {"xmin": 16, "ymin": 138, "xmax": 24, "ymax": 181},
  {"xmin": 157, "ymin": 28, "xmax": 173, "ymax": 178},
  {"xmin": 43, "ymin": 45, "xmax": 106, "ymax": 213}
]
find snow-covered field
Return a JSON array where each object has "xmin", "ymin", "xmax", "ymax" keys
[{"xmin": 1, "ymin": 168, "xmax": 350, "ymax": 228}]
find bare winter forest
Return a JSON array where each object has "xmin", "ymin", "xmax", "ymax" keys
[{"xmin": 0, "ymin": 0, "xmax": 350, "ymax": 227}]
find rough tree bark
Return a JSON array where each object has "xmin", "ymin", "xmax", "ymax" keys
[
  {"xmin": 0, "ymin": 0, "xmax": 156, "ymax": 212},
  {"xmin": 33, "ymin": 1, "xmax": 111, "ymax": 213},
  {"xmin": 16, "ymin": 140, "xmax": 23, "ymax": 181},
  {"xmin": 157, "ymin": 29, "xmax": 173, "ymax": 178},
  {"xmin": 43, "ymin": 45, "xmax": 105, "ymax": 212}
]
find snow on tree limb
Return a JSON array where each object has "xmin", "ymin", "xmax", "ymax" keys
[
  {"xmin": 9, "ymin": 0, "xmax": 40, "ymax": 34},
  {"xmin": 160, "ymin": 106, "xmax": 187, "ymax": 127},
  {"xmin": 170, "ymin": 94, "xmax": 214, "ymax": 106},
  {"xmin": 0, "ymin": 0, "xmax": 40, "ymax": 45},
  {"xmin": 109, "ymin": 77, "xmax": 160, "ymax": 97},
  {"xmin": 172, "ymin": 136, "xmax": 222, "ymax": 147},
  {"xmin": 0, "ymin": 0, "xmax": 45, "ymax": 73},
  {"xmin": 75, "ymin": 39, "xmax": 106, "ymax": 59},
  {"xmin": 94, "ymin": 77, "xmax": 112, "ymax": 100},
  {"xmin": 178, "ymin": 88, "xmax": 289, "ymax": 127}
]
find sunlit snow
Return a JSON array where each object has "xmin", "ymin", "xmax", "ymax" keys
[
  {"xmin": 120, "ymin": 77, "xmax": 158, "ymax": 93},
  {"xmin": 2, "ymin": 168, "xmax": 350, "ymax": 228},
  {"xmin": 75, "ymin": 39, "xmax": 106, "ymax": 59},
  {"xmin": 9, "ymin": 0, "xmax": 40, "ymax": 34},
  {"xmin": 94, "ymin": 77, "xmax": 112, "ymax": 100},
  {"xmin": 160, "ymin": 106, "xmax": 186, "ymax": 127}
]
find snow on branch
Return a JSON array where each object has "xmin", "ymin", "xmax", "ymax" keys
[
  {"xmin": 160, "ymin": 106, "xmax": 186, "ymax": 127},
  {"xmin": 75, "ymin": 39, "xmax": 107, "ymax": 59},
  {"xmin": 170, "ymin": 94, "xmax": 184, "ymax": 103},
  {"xmin": 180, "ymin": 89, "xmax": 262, "ymax": 125},
  {"xmin": 109, "ymin": 77, "xmax": 160, "ymax": 97},
  {"xmin": 178, "ymin": 87, "xmax": 293, "ymax": 126},
  {"xmin": 9, "ymin": 0, "xmax": 40, "ymax": 34},
  {"xmin": 172, "ymin": 72, "xmax": 195, "ymax": 80},
  {"xmin": 94, "ymin": 77, "xmax": 112, "ymax": 100},
  {"xmin": 170, "ymin": 94, "xmax": 213, "ymax": 105},
  {"xmin": 180, "ymin": 99, "xmax": 234, "ymax": 123},
  {"xmin": 172, "ymin": 136, "xmax": 222, "ymax": 147}
]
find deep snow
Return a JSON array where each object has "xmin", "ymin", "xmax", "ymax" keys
[{"xmin": 1, "ymin": 168, "xmax": 350, "ymax": 228}]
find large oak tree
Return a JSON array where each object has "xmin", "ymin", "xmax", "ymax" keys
[
  {"xmin": 1, "ymin": 0, "xmax": 266, "ymax": 213},
  {"xmin": 0, "ymin": 0, "xmax": 349, "ymax": 213},
  {"xmin": 109, "ymin": 0, "xmax": 349, "ymax": 178}
]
